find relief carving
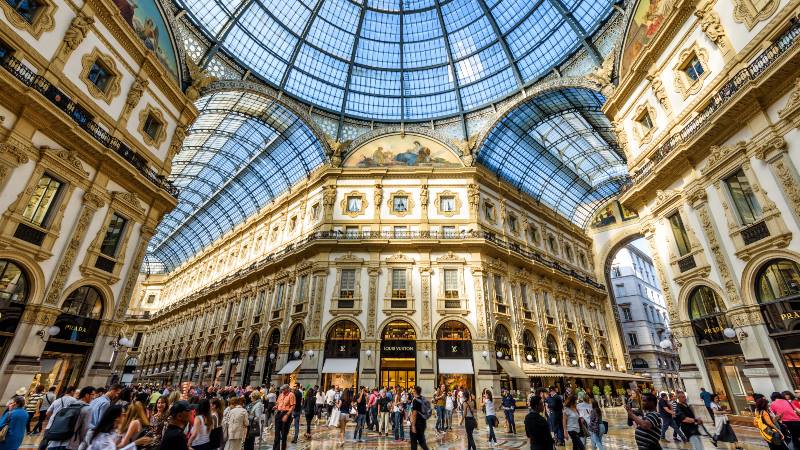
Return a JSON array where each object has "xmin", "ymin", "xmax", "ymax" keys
[
  {"xmin": 695, "ymin": 1, "xmax": 729, "ymax": 50},
  {"xmin": 695, "ymin": 203, "xmax": 741, "ymax": 304}
]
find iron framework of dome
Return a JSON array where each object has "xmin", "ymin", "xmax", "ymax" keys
[
  {"xmin": 477, "ymin": 87, "xmax": 627, "ymax": 227},
  {"xmin": 179, "ymin": 0, "xmax": 613, "ymax": 122}
]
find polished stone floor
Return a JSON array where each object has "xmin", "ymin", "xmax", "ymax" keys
[{"xmin": 21, "ymin": 407, "xmax": 765, "ymax": 449}]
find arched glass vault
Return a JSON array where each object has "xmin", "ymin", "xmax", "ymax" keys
[
  {"xmin": 179, "ymin": 0, "xmax": 612, "ymax": 122},
  {"xmin": 477, "ymin": 87, "xmax": 627, "ymax": 226},
  {"xmin": 142, "ymin": 91, "xmax": 327, "ymax": 273}
]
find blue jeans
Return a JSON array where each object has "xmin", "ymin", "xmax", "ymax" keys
[
  {"xmin": 550, "ymin": 414, "xmax": 564, "ymax": 443},
  {"xmin": 590, "ymin": 432, "xmax": 604, "ymax": 450},
  {"xmin": 486, "ymin": 415, "xmax": 497, "ymax": 443},
  {"xmin": 435, "ymin": 405, "xmax": 445, "ymax": 431},
  {"xmin": 393, "ymin": 411, "xmax": 405, "ymax": 439},
  {"xmin": 292, "ymin": 411, "xmax": 300, "ymax": 440},
  {"xmin": 354, "ymin": 413, "xmax": 366, "ymax": 440},
  {"xmin": 369, "ymin": 405, "xmax": 378, "ymax": 430},
  {"xmin": 504, "ymin": 408, "xmax": 515, "ymax": 433}
]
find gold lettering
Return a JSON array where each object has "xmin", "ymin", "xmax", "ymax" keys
[{"xmin": 780, "ymin": 311, "xmax": 800, "ymax": 321}]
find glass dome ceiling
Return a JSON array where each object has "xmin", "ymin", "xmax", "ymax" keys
[{"xmin": 179, "ymin": 0, "xmax": 613, "ymax": 121}]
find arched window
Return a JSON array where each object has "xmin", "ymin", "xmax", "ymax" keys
[
  {"xmin": 327, "ymin": 320, "xmax": 361, "ymax": 340},
  {"xmin": 0, "ymin": 260, "xmax": 29, "ymax": 304},
  {"xmin": 598, "ymin": 345, "xmax": 610, "ymax": 369},
  {"xmin": 288, "ymin": 324, "xmax": 305, "ymax": 360},
  {"xmin": 756, "ymin": 259, "xmax": 800, "ymax": 303},
  {"xmin": 325, "ymin": 320, "xmax": 361, "ymax": 358},
  {"xmin": 262, "ymin": 329, "xmax": 280, "ymax": 384},
  {"xmin": 437, "ymin": 320, "xmax": 471, "ymax": 340},
  {"xmin": 546, "ymin": 335, "xmax": 559, "ymax": 364},
  {"xmin": 632, "ymin": 358, "xmax": 649, "ymax": 369},
  {"xmin": 61, "ymin": 286, "xmax": 103, "ymax": 319},
  {"xmin": 494, "ymin": 324, "xmax": 512, "ymax": 360},
  {"xmin": 566, "ymin": 339, "xmax": 578, "ymax": 365},
  {"xmin": 437, "ymin": 320, "xmax": 472, "ymax": 358},
  {"xmin": 523, "ymin": 330, "xmax": 537, "ymax": 363},
  {"xmin": 383, "ymin": 321, "xmax": 416, "ymax": 340},
  {"xmin": 688, "ymin": 286, "xmax": 729, "ymax": 344},
  {"xmin": 583, "ymin": 341, "xmax": 594, "ymax": 367}
]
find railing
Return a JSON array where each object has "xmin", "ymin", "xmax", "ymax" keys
[
  {"xmin": 677, "ymin": 254, "xmax": 697, "ymax": 272},
  {"xmin": 151, "ymin": 228, "xmax": 606, "ymax": 318},
  {"xmin": 0, "ymin": 52, "xmax": 179, "ymax": 198},
  {"xmin": 741, "ymin": 220, "xmax": 770, "ymax": 245},
  {"xmin": 622, "ymin": 20, "xmax": 800, "ymax": 191}
]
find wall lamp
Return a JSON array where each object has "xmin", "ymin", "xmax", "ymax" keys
[{"xmin": 36, "ymin": 326, "xmax": 60, "ymax": 341}]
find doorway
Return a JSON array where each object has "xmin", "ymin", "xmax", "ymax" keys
[{"xmin": 380, "ymin": 320, "xmax": 417, "ymax": 389}]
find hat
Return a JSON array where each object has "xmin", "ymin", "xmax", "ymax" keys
[
  {"xmin": 15, "ymin": 387, "xmax": 26, "ymax": 396},
  {"xmin": 169, "ymin": 400, "xmax": 194, "ymax": 416}
]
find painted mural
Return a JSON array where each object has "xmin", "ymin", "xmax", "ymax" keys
[
  {"xmin": 113, "ymin": 0, "xmax": 179, "ymax": 81},
  {"xmin": 344, "ymin": 135, "xmax": 463, "ymax": 168},
  {"xmin": 620, "ymin": 0, "xmax": 675, "ymax": 77}
]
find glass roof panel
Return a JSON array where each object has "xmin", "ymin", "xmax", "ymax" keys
[
  {"xmin": 177, "ymin": 0, "xmax": 613, "ymax": 120},
  {"xmin": 144, "ymin": 91, "xmax": 327, "ymax": 273},
  {"xmin": 477, "ymin": 87, "xmax": 628, "ymax": 227}
]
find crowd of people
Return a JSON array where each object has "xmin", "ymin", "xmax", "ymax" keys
[{"xmin": 1, "ymin": 381, "xmax": 798, "ymax": 450}]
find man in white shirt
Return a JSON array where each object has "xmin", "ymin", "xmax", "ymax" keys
[{"xmin": 325, "ymin": 387, "xmax": 336, "ymax": 418}]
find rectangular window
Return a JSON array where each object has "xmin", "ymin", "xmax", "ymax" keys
[
  {"xmin": 22, "ymin": 174, "xmax": 63, "ymax": 227},
  {"xmin": 440, "ymin": 196, "xmax": 455, "ymax": 212},
  {"xmin": 0, "ymin": 39, "xmax": 12, "ymax": 59},
  {"xmin": 392, "ymin": 196, "xmax": 408, "ymax": 212},
  {"xmin": 87, "ymin": 61, "xmax": 113, "ymax": 92},
  {"xmin": 493, "ymin": 274, "xmax": 504, "ymax": 303},
  {"xmin": 668, "ymin": 212, "xmax": 692, "ymax": 256},
  {"xmin": 520, "ymin": 283, "xmax": 528, "ymax": 308},
  {"xmin": 289, "ymin": 216, "xmax": 297, "ymax": 230},
  {"xmin": 508, "ymin": 214, "xmax": 517, "ymax": 232},
  {"xmin": 339, "ymin": 269, "xmax": 355, "ymax": 298},
  {"xmin": 142, "ymin": 113, "xmax": 163, "ymax": 140},
  {"xmin": 346, "ymin": 196, "xmax": 361, "ymax": 212},
  {"xmin": 6, "ymin": 0, "xmax": 41, "ymax": 23},
  {"xmin": 275, "ymin": 283, "xmax": 285, "ymax": 309},
  {"xmin": 99, "ymin": 213, "xmax": 127, "ymax": 257},
  {"xmin": 297, "ymin": 275, "xmax": 308, "ymax": 300},
  {"xmin": 311, "ymin": 203, "xmax": 320, "ymax": 219},
  {"xmin": 622, "ymin": 306, "xmax": 632, "ymax": 321},
  {"xmin": 442, "ymin": 226, "xmax": 456, "ymax": 237},
  {"xmin": 638, "ymin": 111, "xmax": 654, "ymax": 131},
  {"xmin": 684, "ymin": 56, "xmax": 705, "ymax": 81},
  {"xmin": 391, "ymin": 269, "xmax": 406, "ymax": 298},
  {"xmin": 443, "ymin": 269, "xmax": 458, "ymax": 299},
  {"xmin": 484, "ymin": 203, "xmax": 495, "ymax": 221},
  {"xmin": 255, "ymin": 290, "xmax": 265, "ymax": 316},
  {"xmin": 146, "ymin": 294, "xmax": 155, "ymax": 304},
  {"xmin": 725, "ymin": 169, "xmax": 762, "ymax": 225},
  {"xmin": 628, "ymin": 333, "xmax": 639, "ymax": 346}
]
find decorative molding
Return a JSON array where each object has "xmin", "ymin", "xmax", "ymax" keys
[
  {"xmin": 334, "ymin": 252, "xmax": 364, "ymax": 264},
  {"xmin": 433, "ymin": 190, "xmax": 462, "ymax": 217},
  {"xmin": 0, "ymin": 0, "xmax": 55, "ymax": 38},
  {"xmin": 778, "ymin": 78, "xmax": 800, "ymax": 120},
  {"xmin": 115, "ymin": 226, "xmax": 154, "ymax": 320},
  {"xmin": 137, "ymin": 104, "xmax": 168, "ymax": 148},
  {"xmin": 435, "ymin": 251, "xmax": 466, "ymax": 264},
  {"xmin": 772, "ymin": 158, "xmax": 800, "ymax": 218},
  {"xmin": 653, "ymin": 189, "xmax": 681, "ymax": 211},
  {"xmin": 732, "ymin": 0, "xmax": 779, "ymax": 30},
  {"xmin": 57, "ymin": 11, "xmax": 94, "ymax": 61},
  {"xmin": 702, "ymin": 141, "xmax": 747, "ymax": 174},
  {"xmin": 420, "ymin": 265, "xmax": 431, "ymax": 337},
  {"xmin": 695, "ymin": 0, "xmax": 729, "ymax": 51},
  {"xmin": 693, "ymin": 201, "xmax": 742, "ymax": 305},
  {"xmin": 646, "ymin": 73, "xmax": 672, "ymax": 114},
  {"xmin": 80, "ymin": 48, "xmax": 122, "ymax": 104},
  {"xmin": 384, "ymin": 254, "xmax": 415, "ymax": 264},
  {"xmin": 387, "ymin": 190, "xmax": 414, "ymax": 217},
  {"xmin": 611, "ymin": 121, "xmax": 630, "ymax": 160},
  {"xmin": 122, "ymin": 77, "xmax": 148, "ymax": 120},
  {"xmin": 672, "ymin": 43, "xmax": 711, "ymax": 99},
  {"xmin": 340, "ymin": 191, "xmax": 367, "ymax": 217},
  {"xmin": 166, "ymin": 124, "xmax": 188, "ymax": 164},
  {"xmin": 632, "ymin": 102, "xmax": 657, "ymax": 145},
  {"xmin": 0, "ymin": 142, "xmax": 30, "ymax": 166}
]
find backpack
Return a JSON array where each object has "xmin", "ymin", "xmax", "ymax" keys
[
  {"xmin": 45, "ymin": 403, "xmax": 86, "ymax": 441},
  {"xmin": 417, "ymin": 396, "xmax": 433, "ymax": 420}
]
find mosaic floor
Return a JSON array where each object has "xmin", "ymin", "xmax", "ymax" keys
[{"xmin": 21, "ymin": 407, "xmax": 765, "ymax": 449}]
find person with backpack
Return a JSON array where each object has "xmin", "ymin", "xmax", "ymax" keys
[
  {"xmin": 38, "ymin": 386, "xmax": 75, "ymax": 450},
  {"xmin": 45, "ymin": 386, "xmax": 94, "ymax": 450},
  {"xmin": 0, "ymin": 396, "xmax": 29, "ymax": 450},
  {"xmin": 30, "ymin": 386, "xmax": 56, "ymax": 436},
  {"xmin": 409, "ymin": 385, "xmax": 430, "ymax": 450}
]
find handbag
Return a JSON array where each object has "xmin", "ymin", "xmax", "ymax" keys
[
  {"xmin": 0, "ymin": 424, "xmax": 7, "ymax": 442},
  {"xmin": 602, "ymin": 420, "xmax": 609, "ymax": 435},
  {"xmin": 579, "ymin": 417, "xmax": 590, "ymax": 438}
]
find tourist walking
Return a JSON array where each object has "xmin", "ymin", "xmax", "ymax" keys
[
  {"xmin": 674, "ymin": 391, "xmax": 705, "ymax": 450},
  {"xmin": 304, "ymin": 386, "xmax": 317, "ymax": 439},
  {"xmin": 188, "ymin": 399, "xmax": 212, "ymax": 450},
  {"xmin": 483, "ymin": 389, "xmax": 498, "ymax": 445},
  {"xmin": 771, "ymin": 391, "xmax": 800, "ymax": 450},
  {"xmin": 392, "ymin": 389, "xmax": 405, "ymax": 441},
  {"xmin": 0, "ymin": 396, "xmax": 30, "ymax": 450},
  {"xmin": 657, "ymin": 392, "xmax": 685, "ymax": 442},
  {"xmin": 225, "ymin": 397, "xmax": 249, "ymax": 450},
  {"xmin": 755, "ymin": 397, "xmax": 787, "ymax": 450},
  {"xmin": 461, "ymin": 390, "xmax": 478, "ymax": 450},
  {"xmin": 699, "ymin": 388, "xmax": 714, "ymax": 424},
  {"xmin": 378, "ymin": 389, "xmax": 391, "ymax": 436},
  {"xmin": 353, "ymin": 387, "xmax": 368, "ymax": 442},
  {"xmin": 564, "ymin": 394, "xmax": 585, "ymax": 450},
  {"xmin": 546, "ymin": 387, "xmax": 565, "ymax": 445},
  {"xmin": 588, "ymin": 399, "xmax": 604, "ymax": 450},
  {"xmin": 272, "ymin": 385, "xmax": 294, "ymax": 450},
  {"xmin": 502, "ymin": 388, "xmax": 516, "ymax": 434},
  {"xmin": 336, "ymin": 388, "xmax": 352, "ymax": 446},
  {"xmin": 410, "ymin": 386, "xmax": 430, "ymax": 450},
  {"xmin": 434, "ymin": 385, "xmax": 446, "ymax": 433},
  {"xmin": 625, "ymin": 393, "xmax": 661, "ymax": 450},
  {"xmin": 526, "ymin": 395, "xmax": 555, "ymax": 450}
]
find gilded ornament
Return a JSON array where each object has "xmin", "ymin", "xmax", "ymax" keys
[
  {"xmin": 122, "ymin": 78, "xmax": 148, "ymax": 118},
  {"xmin": 695, "ymin": 1, "xmax": 728, "ymax": 50},
  {"xmin": 185, "ymin": 59, "xmax": 218, "ymax": 101}
]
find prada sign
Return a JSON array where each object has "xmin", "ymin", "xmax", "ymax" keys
[
  {"xmin": 52, "ymin": 314, "xmax": 101, "ymax": 344},
  {"xmin": 761, "ymin": 301, "xmax": 800, "ymax": 334}
]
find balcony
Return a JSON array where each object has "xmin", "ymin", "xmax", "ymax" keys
[
  {"xmin": 741, "ymin": 220, "xmax": 770, "ymax": 245},
  {"xmin": 622, "ymin": 20, "xmax": 800, "ymax": 194},
  {"xmin": 0, "ymin": 52, "xmax": 178, "ymax": 197},
  {"xmin": 677, "ymin": 254, "xmax": 697, "ymax": 272}
]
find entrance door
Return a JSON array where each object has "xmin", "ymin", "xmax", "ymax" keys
[
  {"xmin": 380, "ymin": 321, "xmax": 417, "ymax": 390},
  {"xmin": 706, "ymin": 357, "xmax": 753, "ymax": 413}
]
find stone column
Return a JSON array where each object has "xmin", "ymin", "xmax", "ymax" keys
[
  {"xmin": 470, "ymin": 266, "xmax": 488, "ymax": 339},
  {"xmin": 420, "ymin": 264, "xmax": 432, "ymax": 339},
  {"xmin": 420, "ymin": 184, "xmax": 429, "ymax": 232},
  {"xmin": 366, "ymin": 265, "xmax": 379, "ymax": 339},
  {"xmin": 0, "ymin": 304, "xmax": 61, "ymax": 402},
  {"xmin": 308, "ymin": 265, "xmax": 328, "ymax": 340}
]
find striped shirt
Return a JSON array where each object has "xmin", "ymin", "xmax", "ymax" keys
[
  {"xmin": 634, "ymin": 411, "xmax": 662, "ymax": 450},
  {"xmin": 26, "ymin": 393, "xmax": 44, "ymax": 413}
]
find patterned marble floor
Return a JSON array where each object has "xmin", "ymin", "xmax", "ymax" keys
[{"xmin": 20, "ymin": 407, "xmax": 766, "ymax": 449}]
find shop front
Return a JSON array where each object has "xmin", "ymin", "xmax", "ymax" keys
[
  {"xmin": 689, "ymin": 285, "xmax": 753, "ymax": 413},
  {"xmin": 380, "ymin": 321, "xmax": 416, "ymax": 389},
  {"xmin": 436, "ymin": 320, "xmax": 474, "ymax": 391},
  {"xmin": 242, "ymin": 334, "xmax": 259, "ymax": 386},
  {"xmin": 494, "ymin": 324, "xmax": 525, "ymax": 391},
  {"xmin": 263, "ymin": 329, "xmax": 280, "ymax": 385},
  {"xmin": 213, "ymin": 354, "xmax": 225, "ymax": 385},
  {"xmin": 322, "ymin": 320, "xmax": 360, "ymax": 389},
  {"xmin": 0, "ymin": 260, "xmax": 28, "ymax": 363},
  {"xmin": 277, "ymin": 324, "xmax": 305, "ymax": 386},
  {"xmin": 755, "ymin": 259, "xmax": 800, "ymax": 388},
  {"xmin": 34, "ymin": 286, "xmax": 103, "ymax": 393}
]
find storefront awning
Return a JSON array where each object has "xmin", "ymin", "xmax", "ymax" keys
[
  {"xmin": 439, "ymin": 358, "xmax": 474, "ymax": 374},
  {"xmin": 321, "ymin": 358, "xmax": 358, "ymax": 374},
  {"xmin": 277, "ymin": 359, "xmax": 303, "ymax": 375},
  {"xmin": 522, "ymin": 364, "xmax": 646, "ymax": 381},
  {"xmin": 497, "ymin": 360, "xmax": 527, "ymax": 378}
]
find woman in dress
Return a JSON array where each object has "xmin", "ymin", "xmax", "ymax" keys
[
  {"xmin": 482, "ymin": 389, "xmax": 497, "ymax": 445},
  {"xmin": 145, "ymin": 396, "xmax": 169, "ymax": 449}
]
